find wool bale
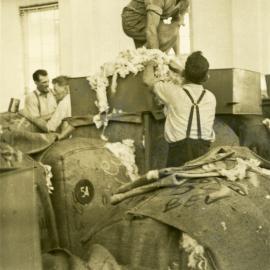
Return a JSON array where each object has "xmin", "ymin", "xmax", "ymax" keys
[{"xmin": 39, "ymin": 137, "xmax": 130, "ymax": 259}]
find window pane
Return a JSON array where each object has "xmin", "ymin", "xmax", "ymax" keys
[{"xmin": 20, "ymin": 5, "xmax": 59, "ymax": 92}]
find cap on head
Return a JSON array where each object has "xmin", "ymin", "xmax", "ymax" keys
[{"xmin": 183, "ymin": 51, "xmax": 209, "ymax": 84}]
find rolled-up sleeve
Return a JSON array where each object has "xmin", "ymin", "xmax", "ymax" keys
[
  {"xmin": 46, "ymin": 107, "xmax": 63, "ymax": 132},
  {"xmin": 47, "ymin": 95, "xmax": 71, "ymax": 132},
  {"xmin": 145, "ymin": 0, "xmax": 164, "ymax": 16},
  {"xmin": 153, "ymin": 81, "xmax": 171, "ymax": 105}
]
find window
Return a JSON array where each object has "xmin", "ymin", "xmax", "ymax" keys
[{"xmin": 20, "ymin": 3, "xmax": 60, "ymax": 93}]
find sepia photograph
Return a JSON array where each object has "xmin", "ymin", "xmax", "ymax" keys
[{"xmin": 1, "ymin": 0, "xmax": 270, "ymax": 269}]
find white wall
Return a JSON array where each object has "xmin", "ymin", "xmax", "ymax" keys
[
  {"xmin": 0, "ymin": 0, "xmax": 24, "ymax": 112},
  {"xmin": 261, "ymin": 0, "xmax": 270, "ymax": 74},
  {"xmin": 191, "ymin": 0, "xmax": 233, "ymax": 69},
  {"xmin": 191, "ymin": 0, "xmax": 270, "ymax": 74},
  {"xmin": 58, "ymin": 0, "xmax": 133, "ymax": 76},
  {"xmin": 232, "ymin": 0, "xmax": 262, "ymax": 72}
]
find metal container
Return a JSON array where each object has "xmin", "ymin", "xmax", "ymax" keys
[
  {"xmin": 203, "ymin": 68, "xmax": 262, "ymax": 115},
  {"xmin": 8, "ymin": 98, "xmax": 20, "ymax": 113}
]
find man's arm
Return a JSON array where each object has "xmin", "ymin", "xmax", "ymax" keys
[
  {"xmin": 46, "ymin": 97, "xmax": 70, "ymax": 132},
  {"xmin": 28, "ymin": 118, "xmax": 49, "ymax": 132},
  {"xmin": 146, "ymin": 11, "xmax": 161, "ymax": 49},
  {"xmin": 19, "ymin": 111, "xmax": 49, "ymax": 132},
  {"xmin": 142, "ymin": 63, "xmax": 157, "ymax": 88},
  {"xmin": 142, "ymin": 63, "xmax": 170, "ymax": 106}
]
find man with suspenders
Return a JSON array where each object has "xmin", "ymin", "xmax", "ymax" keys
[
  {"xmin": 21, "ymin": 76, "xmax": 71, "ymax": 133},
  {"xmin": 144, "ymin": 51, "xmax": 216, "ymax": 166},
  {"xmin": 23, "ymin": 69, "xmax": 57, "ymax": 119}
]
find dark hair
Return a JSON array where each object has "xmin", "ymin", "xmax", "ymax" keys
[
  {"xmin": 32, "ymin": 69, "xmax": 48, "ymax": 82},
  {"xmin": 52, "ymin": 76, "xmax": 70, "ymax": 86},
  {"xmin": 183, "ymin": 51, "xmax": 209, "ymax": 84}
]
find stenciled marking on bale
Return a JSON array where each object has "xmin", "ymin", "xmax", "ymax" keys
[
  {"xmin": 100, "ymin": 159, "xmax": 121, "ymax": 176},
  {"xmin": 74, "ymin": 179, "xmax": 95, "ymax": 205},
  {"xmin": 163, "ymin": 178, "xmax": 248, "ymax": 213}
]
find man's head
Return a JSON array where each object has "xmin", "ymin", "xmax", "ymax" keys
[
  {"xmin": 183, "ymin": 51, "xmax": 209, "ymax": 84},
  {"xmin": 52, "ymin": 76, "xmax": 70, "ymax": 102},
  {"xmin": 33, "ymin": 69, "xmax": 49, "ymax": 93}
]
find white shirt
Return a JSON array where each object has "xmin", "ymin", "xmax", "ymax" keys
[
  {"xmin": 24, "ymin": 89, "xmax": 57, "ymax": 117},
  {"xmin": 154, "ymin": 82, "xmax": 216, "ymax": 143},
  {"xmin": 47, "ymin": 94, "xmax": 72, "ymax": 132}
]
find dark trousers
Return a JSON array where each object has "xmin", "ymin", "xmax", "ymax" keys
[{"xmin": 166, "ymin": 138, "xmax": 211, "ymax": 167}]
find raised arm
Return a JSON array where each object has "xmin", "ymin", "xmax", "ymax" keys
[
  {"xmin": 145, "ymin": 11, "xmax": 161, "ymax": 49},
  {"xmin": 142, "ymin": 63, "xmax": 157, "ymax": 88}
]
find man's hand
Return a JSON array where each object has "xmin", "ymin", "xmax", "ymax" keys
[{"xmin": 18, "ymin": 111, "xmax": 49, "ymax": 132}]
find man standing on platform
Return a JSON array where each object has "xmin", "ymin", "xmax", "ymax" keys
[{"xmin": 122, "ymin": 0, "xmax": 189, "ymax": 55}]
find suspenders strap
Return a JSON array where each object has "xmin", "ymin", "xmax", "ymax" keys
[
  {"xmin": 34, "ymin": 91, "xmax": 41, "ymax": 115},
  {"xmin": 183, "ymin": 88, "xmax": 206, "ymax": 139}
]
